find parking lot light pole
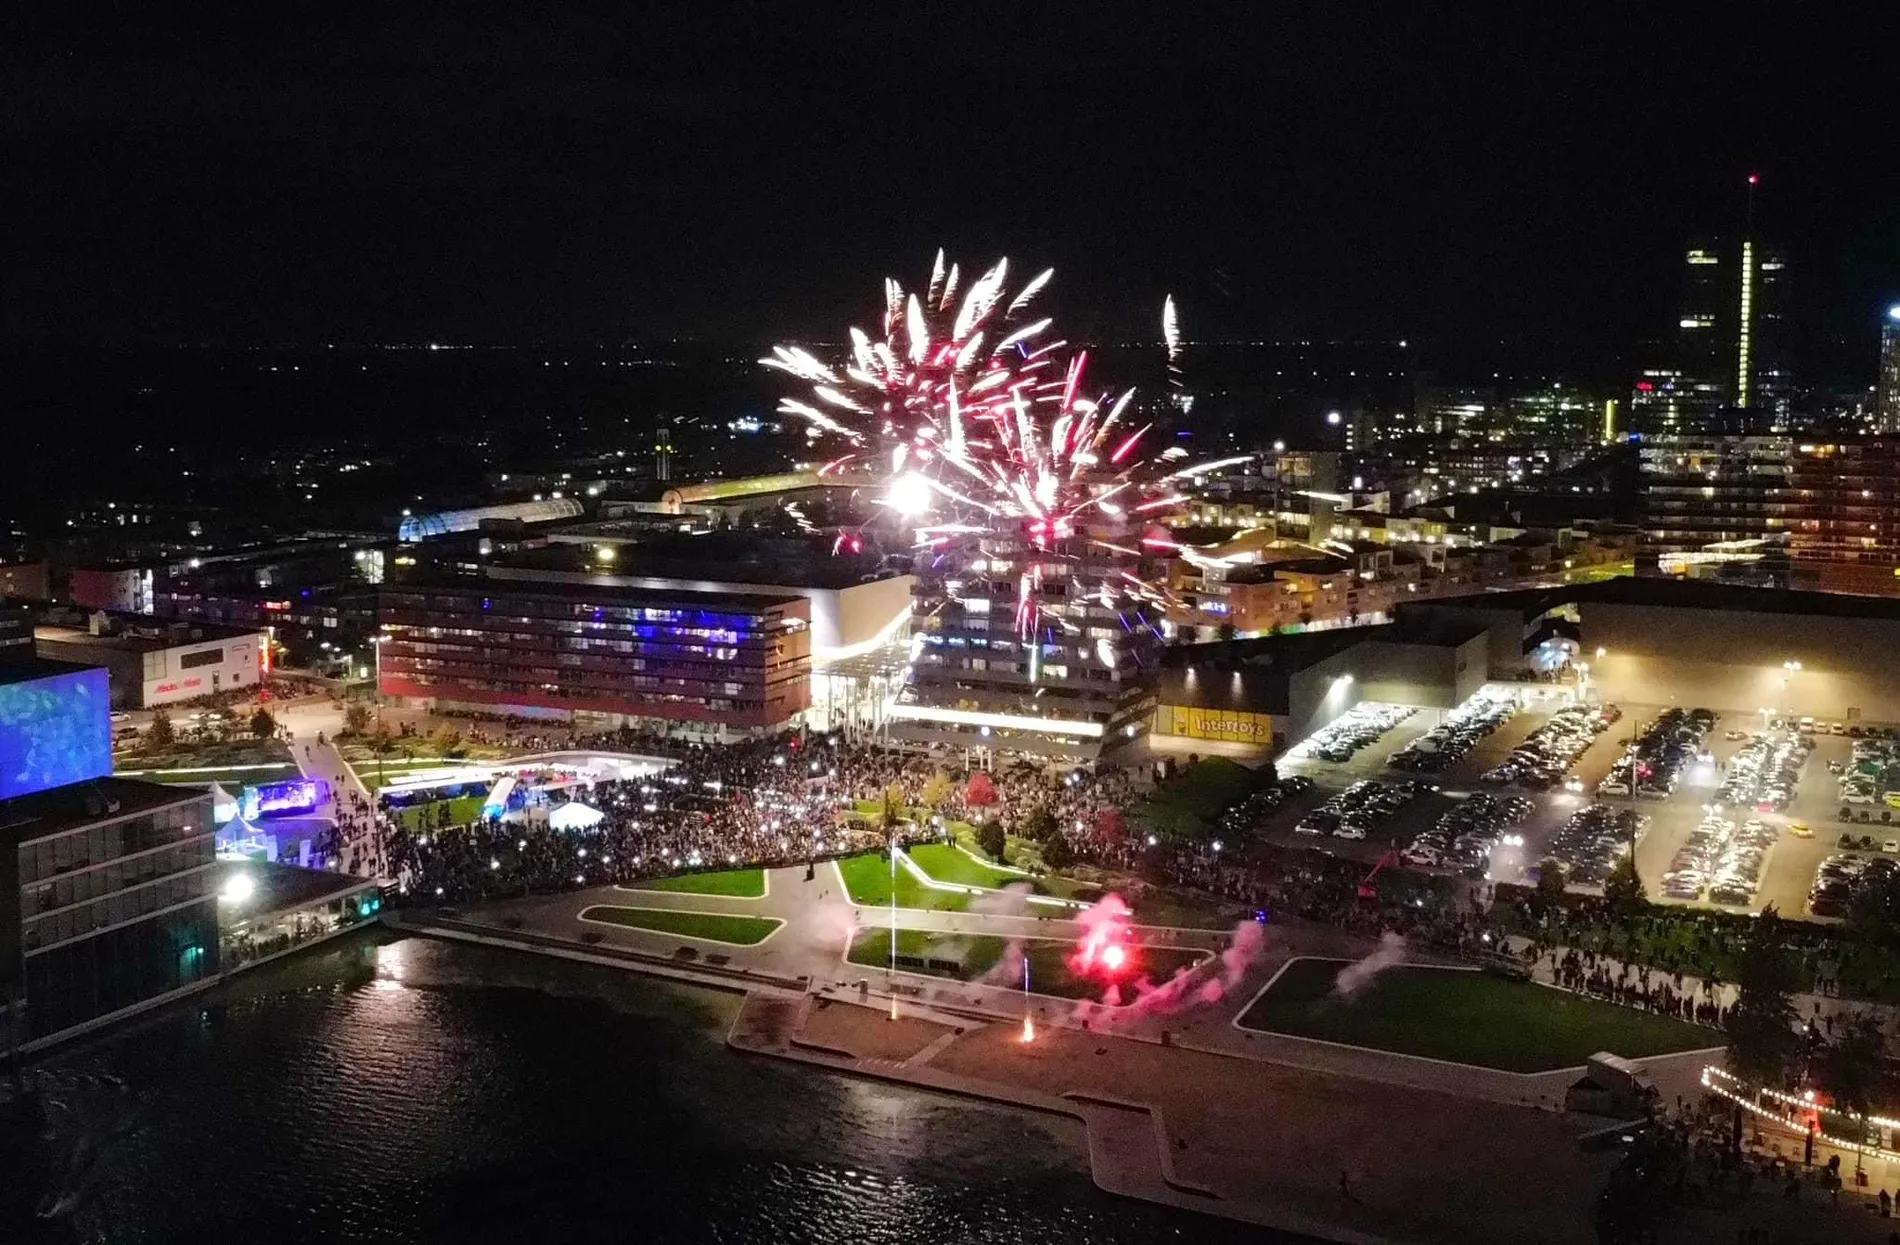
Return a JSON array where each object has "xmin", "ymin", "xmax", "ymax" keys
[{"xmin": 1780, "ymin": 660, "xmax": 1801, "ymax": 728}]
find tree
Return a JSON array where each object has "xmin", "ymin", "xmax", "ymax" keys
[
  {"xmin": 1533, "ymin": 861, "xmax": 1569, "ymax": 916},
  {"xmin": 1817, "ymin": 1013, "xmax": 1889, "ymax": 1150},
  {"xmin": 1020, "ymin": 805, "xmax": 1059, "ymax": 846},
  {"xmin": 367, "ymin": 726, "xmax": 397, "ymax": 759},
  {"xmin": 1041, "ymin": 833, "xmax": 1076, "ymax": 870},
  {"xmin": 976, "ymin": 819, "xmax": 1007, "ymax": 862},
  {"xmin": 146, "ymin": 709, "xmax": 175, "ymax": 752},
  {"xmin": 1726, "ymin": 908, "xmax": 1803, "ymax": 1087},
  {"xmin": 1602, "ymin": 853, "xmax": 1647, "ymax": 916},
  {"xmin": 919, "ymin": 770, "xmax": 953, "ymax": 812},
  {"xmin": 964, "ymin": 771, "xmax": 998, "ymax": 809},
  {"xmin": 343, "ymin": 703, "xmax": 372, "ymax": 736},
  {"xmin": 429, "ymin": 724, "xmax": 464, "ymax": 757},
  {"xmin": 1847, "ymin": 864, "xmax": 1900, "ymax": 950},
  {"xmin": 879, "ymin": 783, "xmax": 906, "ymax": 833},
  {"xmin": 249, "ymin": 707, "xmax": 277, "ymax": 740}
]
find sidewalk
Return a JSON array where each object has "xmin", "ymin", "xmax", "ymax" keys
[{"xmin": 1505, "ymin": 934, "xmax": 1897, "ymax": 1043}]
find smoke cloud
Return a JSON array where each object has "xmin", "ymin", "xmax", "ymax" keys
[{"xmin": 1332, "ymin": 931, "xmax": 1407, "ymax": 999}]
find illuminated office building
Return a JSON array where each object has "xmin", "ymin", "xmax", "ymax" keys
[
  {"xmin": 1632, "ymin": 190, "xmax": 1791, "ymax": 433},
  {"xmin": 888, "ymin": 511, "xmax": 1164, "ymax": 766},
  {"xmin": 1, "ymin": 660, "xmax": 219, "ymax": 1048},
  {"xmin": 1878, "ymin": 306, "xmax": 1900, "ymax": 435},
  {"xmin": 378, "ymin": 578, "xmax": 812, "ymax": 739}
]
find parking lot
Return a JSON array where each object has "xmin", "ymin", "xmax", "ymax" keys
[{"xmin": 1266, "ymin": 693, "xmax": 1884, "ymax": 918}]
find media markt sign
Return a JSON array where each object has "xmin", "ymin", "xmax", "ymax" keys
[{"xmin": 1155, "ymin": 704, "xmax": 1274, "ymax": 746}]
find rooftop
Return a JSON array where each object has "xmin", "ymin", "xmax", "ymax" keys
[
  {"xmin": 389, "ymin": 573, "xmax": 808, "ymax": 611},
  {"xmin": 0, "ymin": 776, "xmax": 207, "ymax": 847},
  {"xmin": 1402, "ymin": 577, "xmax": 1900, "ymax": 626},
  {"xmin": 0, "ymin": 654, "xmax": 104, "ymax": 687},
  {"xmin": 36, "ymin": 617, "xmax": 258, "ymax": 653},
  {"xmin": 533, "ymin": 528, "xmax": 895, "ymax": 591},
  {"xmin": 217, "ymin": 858, "xmax": 376, "ymax": 922}
]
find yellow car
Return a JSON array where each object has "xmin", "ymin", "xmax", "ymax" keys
[{"xmin": 1788, "ymin": 823, "xmax": 1813, "ymax": 838}]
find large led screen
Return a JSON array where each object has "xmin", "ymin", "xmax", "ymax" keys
[{"xmin": 0, "ymin": 667, "xmax": 113, "ymax": 800}]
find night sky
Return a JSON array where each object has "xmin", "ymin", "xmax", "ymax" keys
[{"xmin": 7, "ymin": 5, "xmax": 1897, "ymax": 357}]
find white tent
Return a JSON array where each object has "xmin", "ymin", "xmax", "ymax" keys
[
  {"xmin": 549, "ymin": 802, "xmax": 604, "ymax": 831},
  {"xmin": 208, "ymin": 782, "xmax": 241, "ymax": 826}
]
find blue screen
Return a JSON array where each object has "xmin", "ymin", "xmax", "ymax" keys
[{"xmin": 0, "ymin": 667, "xmax": 113, "ymax": 800}]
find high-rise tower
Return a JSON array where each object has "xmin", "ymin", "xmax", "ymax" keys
[
  {"xmin": 1631, "ymin": 176, "xmax": 1789, "ymax": 434},
  {"xmin": 1878, "ymin": 305, "xmax": 1900, "ymax": 435}
]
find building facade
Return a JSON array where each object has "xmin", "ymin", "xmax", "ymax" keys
[
  {"xmin": 1631, "ymin": 238, "xmax": 1791, "ymax": 434},
  {"xmin": 1879, "ymin": 306, "xmax": 1900, "ymax": 435},
  {"xmin": 4, "ymin": 781, "xmax": 221, "ymax": 1043},
  {"xmin": 1, "ymin": 660, "xmax": 221, "ymax": 1048},
  {"xmin": 378, "ymin": 579, "xmax": 813, "ymax": 737},
  {"xmin": 1638, "ymin": 434, "xmax": 1792, "ymax": 582},
  {"xmin": 887, "ymin": 512, "xmax": 1162, "ymax": 765},
  {"xmin": 35, "ymin": 616, "xmax": 265, "ymax": 708}
]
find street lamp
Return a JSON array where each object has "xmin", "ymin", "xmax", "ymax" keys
[
  {"xmin": 1780, "ymin": 660, "xmax": 1801, "ymax": 728},
  {"xmin": 369, "ymin": 633, "xmax": 394, "ymax": 788}
]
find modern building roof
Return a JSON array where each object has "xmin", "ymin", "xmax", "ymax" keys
[
  {"xmin": 519, "ymin": 528, "xmax": 895, "ymax": 591},
  {"xmin": 397, "ymin": 497, "xmax": 586, "ymax": 542},
  {"xmin": 217, "ymin": 859, "xmax": 376, "ymax": 922},
  {"xmin": 387, "ymin": 573, "xmax": 807, "ymax": 611},
  {"xmin": 1402, "ymin": 576, "xmax": 1900, "ymax": 626},
  {"xmin": 1164, "ymin": 614, "xmax": 1490, "ymax": 676},
  {"xmin": 0, "ymin": 776, "xmax": 208, "ymax": 847},
  {"xmin": 35, "ymin": 617, "xmax": 258, "ymax": 653},
  {"xmin": 1159, "ymin": 616, "xmax": 1491, "ymax": 717},
  {"xmin": 0, "ymin": 655, "xmax": 103, "ymax": 687}
]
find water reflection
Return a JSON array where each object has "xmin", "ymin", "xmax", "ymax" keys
[{"xmin": 17, "ymin": 936, "xmax": 1280, "ymax": 1244}]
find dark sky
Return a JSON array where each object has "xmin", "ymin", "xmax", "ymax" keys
[{"xmin": 6, "ymin": 4, "xmax": 1898, "ymax": 359}]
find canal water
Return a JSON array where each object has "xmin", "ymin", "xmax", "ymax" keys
[{"xmin": 22, "ymin": 935, "xmax": 1290, "ymax": 1244}]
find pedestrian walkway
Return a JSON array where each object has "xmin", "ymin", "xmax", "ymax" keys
[{"xmin": 1505, "ymin": 934, "xmax": 1897, "ymax": 1048}]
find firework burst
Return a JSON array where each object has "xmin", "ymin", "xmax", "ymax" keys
[{"xmin": 765, "ymin": 255, "xmax": 1240, "ymax": 641}]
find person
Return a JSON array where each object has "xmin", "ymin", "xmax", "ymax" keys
[{"xmin": 1881, "ymin": 1187, "xmax": 1892, "ymax": 1217}]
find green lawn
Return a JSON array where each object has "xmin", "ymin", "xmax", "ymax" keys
[
  {"xmin": 1236, "ymin": 958, "xmax": 1720, "ymax": 1072},
  {"xmin": 578, "ymin": 906, "xmax": 782, "ymax": 946},
  {"xmin": 834, "ymin": 852, "xmax": 971, "ymax": 911},
  {"xmin": 390, "ymin": 795, "xmax": 491, "ymax": 830},
  {"xmin": 626, "ymin": 868, "xmax": 766, "ymax": 899},
  {"xmin": 847, "ymin": 928, "xmax": 1209, "ymax": 1001},
  {"xmin": 906, "ymin": 843, "xmax": 1034, "ymax": 889}
]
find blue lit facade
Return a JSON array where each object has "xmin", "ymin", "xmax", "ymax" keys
[
  {"xmin": 378, "ymin": 579, "xmax": 812, "ymax": 735},
  {"xmin": 2, "ymin": 662, "xmax": 220, "ymax": 1047}
]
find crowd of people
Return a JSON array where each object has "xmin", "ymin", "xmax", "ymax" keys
[
  {"xmin": 1534, "ymin": 946, "xmax": 1736, "ymax": 1028},
  {"xmin": 321, "ymin": 717, "xmax": 1893, "ymax": 1028}
]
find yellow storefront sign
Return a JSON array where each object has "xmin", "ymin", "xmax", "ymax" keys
[{"xmin": 1154, "ymin": 704, "xmax": 1274, "ymax": 746}]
